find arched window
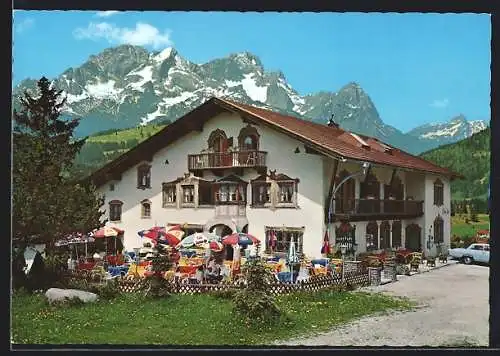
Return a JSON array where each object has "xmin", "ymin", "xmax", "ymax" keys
[
  {"xmin": 109, "ymin": 200, "xmax": 123, "ymax": 222},
  {"xmin": 137, "ymin": 164, "xmax": 151, "ymax": 189},
  {"xmin": 391, "ymin": 221, "xmax": 402, "ymax": 248},
  {"xmin": 366, "ymin": 221, "xmax": 378, "ymax": 251},
  {"xmin": 207, "ymin": 129, "xmax": 228, "ymax": 152},
  {"xmin": 238, "ymin": 125, "xmax": 260, "ymax": 151},
  {"xmin": 141, "ymin": 199, "xmax": 151, "ymax": 218},
  {"xmin": 434, "ymin": 179, "xmax": 444, "ymax": 206},
  {"xmin": 360, "ymin": 172, "xmax": 380, "ymax": 199},
  {"xmin": 335, "ymin": 170, "xmax": 355, "ymax": 213},
  {"xmin": 380, "ymin": 221, "xmax": 390, "ymax": 250},
  {"xmin": 434, "ymin": 215, "xmax": 444, "ymax": 244}
]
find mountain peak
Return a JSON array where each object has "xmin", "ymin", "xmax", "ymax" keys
[
  {"xmin": 152, "ymin": 47, "xmax": 177, "ymax": 62},
  {"xmin": 450, "ymin": 114, "xmax": 467, "ymax": 123},
  {"xmin": 229, "ymin": 51, "xmax": 263, "ymax": 68}
]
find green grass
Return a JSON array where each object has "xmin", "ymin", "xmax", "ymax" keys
[
  {"xmin": 451, "ymin": 213, "xmax": 490, "ymax": 238},
  {"xmin": 87, "ymin": 124, "xmax": 166, "ymax": 143},
  {"xmin": 11, "ymin": 289, "xmax": 414, "ymax": 345}
]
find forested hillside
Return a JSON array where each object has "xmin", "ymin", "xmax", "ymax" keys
[
  {"xmin": 420, "ymin": 127, "xmax": 490, "ymax": 201},
  {"xmin": 70, "ymin": 124, "xmax": 166, "ymax": 178}
]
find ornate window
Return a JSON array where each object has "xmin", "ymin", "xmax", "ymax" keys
[
  {"xmin": 162, "ymin": 183, "xmax": 177, "ymax": 207},
  {"xmin": 433, "ymin": 179, "xmax": 444, "ymax": 206},
  {"xmin": 141, "ymin": 199, "xmax": 151, "ymax": 218},
  {"xmin": 207, "ymin": 129, "xmax": 228, "ymax": 152},
  {"xmin": 366, "ymin": 221, "xmax": 378, "ymax": 251},
  {"xmin": 109, "ymin": 200, "xmax": 123, "ymax": 222},
  {"xmin": 182, "ymin": 185, "xmax": 195, "ymax": 205},
  {"xmin": 137, "ymin": 164, "xmax": 151, "ymax": 189},
  {"xmin": 391, "ymin": 221, "xmax": 402, "ymax": 248},
  {"xmin": 214, "ymin": 175, "xmax": 248, "ymax": 205},
  {"xmin": 251, "ymin": 174, "xmax": 271, "ymax": 207},
  {"xmin": 434, "ymin": 215, "xmax": 444, "ymax": 243},
  {"xmin": 238, "ymin": 125, "xmax": 260, "ymax": 151},
  {"xmin": 265, "ymin": 226, "xmax": 304, "ymax": 254},
  {"xmin": 274, "ymin": 173, "xmax": 299, "ymax": 208}
]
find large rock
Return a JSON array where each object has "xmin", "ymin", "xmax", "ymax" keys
[{"xmin": 45, "ymin": 288, "xmax": 99, "ymax": 304}]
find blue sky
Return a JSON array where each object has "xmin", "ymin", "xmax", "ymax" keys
[{"xmin": 12, "ymin": 11, "xmax": 491, "ymax": 132}]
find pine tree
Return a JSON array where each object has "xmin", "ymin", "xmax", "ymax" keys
[{"xmin": 12, "ymin": 77, "xmax": 106, "ymax": 247}]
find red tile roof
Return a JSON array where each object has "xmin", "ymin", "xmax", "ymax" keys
[
  {"xmin": 219, "ymin": 98, "xmax": 461, "ymax": 178},
  {"xmin": 87, "ymin": 97, "xmax": 462, "ymax": 187}
]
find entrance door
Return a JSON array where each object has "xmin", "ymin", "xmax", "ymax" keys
[{"xmin": 405, "ymin": 224, "xmax": 422, "ymax": 251}]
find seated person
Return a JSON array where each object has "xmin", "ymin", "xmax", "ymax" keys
[{"xmin": 195, "ymin": 265, "xmax": 205, "ymax": 283}]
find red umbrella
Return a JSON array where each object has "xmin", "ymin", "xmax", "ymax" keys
[
  {"xmin": 138, "ymin": 226, "xmax": 165, "ymax": 240},
  {"xmin": 159, "ymin": 232, "xmax": 182, "ymax": 247},
  {"xmin": 222, "ymin": 232, "xmax": 260, "ymax": 246},
  {"xmin": 209, "ymin": 240, "xmax": 224, "ymax": 252},
  {"xmin": 92, "ymin": 226, "xmax": 124, "ymax": 238}
]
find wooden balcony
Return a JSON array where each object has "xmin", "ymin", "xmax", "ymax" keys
[
  {"xmin": 188, "ymin": 150, "xmax": 267, "ymax": 175},
  {"xmin": 328, "ymin": 198, "xmax": 424, "ymax": 222}
]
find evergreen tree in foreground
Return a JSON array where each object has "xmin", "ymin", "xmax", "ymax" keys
[{"xmin": 13, "ymin": 77, "xmax": 106, "ymax": 248}]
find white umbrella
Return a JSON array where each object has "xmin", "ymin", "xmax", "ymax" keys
[
  {"xmin": 287, "ymin": 236, "xmax": 299, "ymax": 283},
  {"xmin": 176, "ymin": 232, "xmax": 220, "ymax": 249}
]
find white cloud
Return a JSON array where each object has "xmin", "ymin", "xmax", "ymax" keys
[
  {"xmin": 73, "ymin": 22, "xmax": 173, "ymax": 49},
  {"xmin": 95, "ymin": 11, "xmax": 121, "ymax": 18},
  {"xmin": 430, "ymin": 98, "xmax": 450, "ymax": 108},
  {"xmin": 15, "ymin": 17, "xmax": 35, "ymax": 34}
]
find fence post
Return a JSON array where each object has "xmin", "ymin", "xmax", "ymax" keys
[
  {"xmin": 383, "ymin": 255, "xmax": 397, "ymax": 282},
  {"xmin": 368, "ymin": 267, "xmax": 382, "ymax": 286}
]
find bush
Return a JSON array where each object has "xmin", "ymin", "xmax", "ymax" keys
[
  {"xmin": 141, "ymin": 249, "xmax": 174, "ymax": 298},
  {"xmin": 231, "ymin": 258, "xmax": 281, "ymax": 323},
  {"xmin": 92, "ymin": 279, "xmax": 121, "ymax": 300}
]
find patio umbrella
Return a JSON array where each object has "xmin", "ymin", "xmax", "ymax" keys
[
  {"xmin": 209, "ymin": 240, "xmax": 224, "ymax": 252},
  {"xmin": 92, "ymin": 226, "xmax": 124, "ymax": 255},
  {"xmin": 222, "ymin": 232, "xmax": 259, "ymax": 246},
  {"xmin": 287, "ymin": 236, "xmax": 299, "ymax": 283},
  {"xmin": 176, "ymin": 232, "xmax": 220, "ymax": 249},
  {"xmin": 159, "ymin": 226, "xmax": 185, "ymax": 247}
]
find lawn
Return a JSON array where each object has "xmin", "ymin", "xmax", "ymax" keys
[
  {"xmin": 451, "ymin": 213, "xmax": 490, "ymax": 238},
  {"xmin": 11, "ymin": 289, "xmax": 414, "ymax": 345}
]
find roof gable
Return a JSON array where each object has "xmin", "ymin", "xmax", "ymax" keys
[{"xmin": 87, "ymin": 97, "xmax": 462, "ymax": 188}]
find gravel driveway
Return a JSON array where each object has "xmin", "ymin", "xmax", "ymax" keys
[{"xmin": 274, "ymin": 263, "xmax": 489, "ymax": 346}]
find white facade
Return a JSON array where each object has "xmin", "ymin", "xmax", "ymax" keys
[{"xmin": 96, "ymin": 110, "xmax": 452, "ymax": 258}]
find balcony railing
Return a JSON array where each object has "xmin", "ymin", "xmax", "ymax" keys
[
  {"xmin": 188, "ymin": 150, "xmax": 267, "ymax": 171},
  {"xmin": 330, "ymin": 198, "xmax": 424, "ymax": 220}
]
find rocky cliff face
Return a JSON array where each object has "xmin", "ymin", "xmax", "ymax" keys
[{"xmin": 13, "ymin": 44, "xmax": 489, "ymax": 154}]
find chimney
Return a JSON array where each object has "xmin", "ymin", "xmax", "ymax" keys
[{"xmin": 327, "ymin": 114, "xmax": 339, "ymax": 128}]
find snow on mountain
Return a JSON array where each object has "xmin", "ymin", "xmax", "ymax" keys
[
  {"xmin": 408, "ymin": 114, "xmax": 490, "ymax": 147},
  {"xmin": 12, "ymin": 44, "xmax": 488, "ymax": 154}
]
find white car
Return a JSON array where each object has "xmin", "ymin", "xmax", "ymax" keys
[{"xmin": 448, "ymin": 243, "xmax": 490, "ymax": 265}]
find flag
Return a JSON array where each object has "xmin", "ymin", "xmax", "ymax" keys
[
  {"xmin": 269, "ymin": 230, "xmax": 277, "ymax": 249},
  {"xmin": 321, "ymin": 230, "xmax": 330, "ymax": 254}
]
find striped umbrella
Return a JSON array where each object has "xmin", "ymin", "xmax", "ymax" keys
[
  {"xmin": 222, "ymin": 232, "xmax": 259, "ymax": 246},
  {"xmin": 176, "ymin": 232, "xmax": 220, "ymax": 249}
]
